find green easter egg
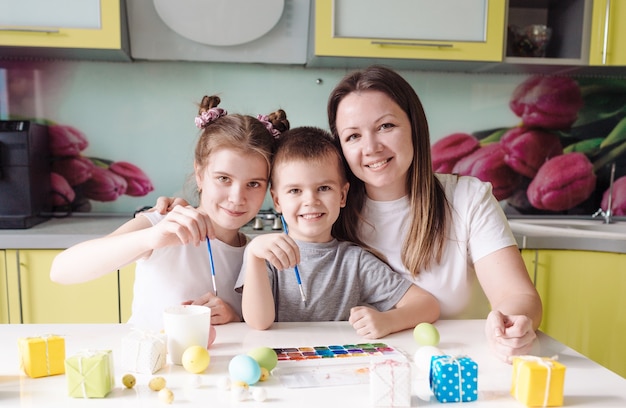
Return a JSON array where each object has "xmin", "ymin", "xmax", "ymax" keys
[
  {"xmin": 413, "ymin": 322, "xmax": 440, "ymax": 346},
  {"xmin": 247, "ymin": 346, "xmax": 278, "ymax": 372}
]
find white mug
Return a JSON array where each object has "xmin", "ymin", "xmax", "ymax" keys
[{"xmin": 163, "ymin": 305, "xmax": 211, "ymax": 365}]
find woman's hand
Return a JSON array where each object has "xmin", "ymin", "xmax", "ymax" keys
[
  {"xmin": 182, "ymin": 292, "xmax": 241, "ymax": 325},
  {"xmin": 485, "ymin": 310, "xmax": 537, "ymax": 363},
  {"xmin": 153, "ymin": 196, "xmax": 190, "ymax": 214}
]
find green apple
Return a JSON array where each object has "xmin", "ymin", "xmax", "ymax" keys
[
  {"xmin": 413, "ymin": 322, "xmax": 440, "ymax": 346},
  {"xmin": 247, "ymin": 346, "xmax": 278, "ymax": 372}
]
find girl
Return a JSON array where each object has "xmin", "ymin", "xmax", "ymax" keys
[{"xmin": 50, "ymin": 95, "xmax": 289, "ymax": 330}]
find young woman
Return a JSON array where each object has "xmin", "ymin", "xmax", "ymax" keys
[
  {"xmin": 50, "ymin": 95, "xmax": 289, "ymax": 330},
  {"xmin": 327, "ymin": 65, "xmax": 542, "ymax": 362}
]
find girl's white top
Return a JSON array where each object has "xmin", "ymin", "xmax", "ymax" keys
[{"xmin": 127, "ymin": 211, "xmax": 246, "ymax": 330}]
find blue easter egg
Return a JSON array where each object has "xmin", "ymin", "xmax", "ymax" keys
[{"xmin": 228, "ymin": 354, "xmax": 261, "ymax": 385}]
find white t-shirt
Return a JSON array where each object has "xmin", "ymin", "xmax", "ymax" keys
[
  {"xmin": 358, "ymin": 173, "xmax": 517, "ymax": 319},
  {"xmin": 127, "ymin": 212, "xmax": 246, "ymax": 330}
]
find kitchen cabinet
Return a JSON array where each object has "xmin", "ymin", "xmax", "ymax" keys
[
  {"xmin": 3, "ymin": 249, "xmax": 134, "ymax": 324},
  {"xmin": 521, "ymin": 249, "xmax": 626, "ymax": 378},
  {"xmin": 589, "ymin": 0, "xmax": 626, "ymax": 66},
  {"xmin": 0, "ymin": 250, "xmax": 8, "ymax": 323},
  {"xmin": 0, "ymin": 0, "xmax": 130, "ymax": 61},
  {"xmin": 313, "ymin": 0, "xmax": 506, "ymax": 63}
]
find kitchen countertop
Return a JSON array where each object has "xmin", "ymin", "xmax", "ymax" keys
[
  {"xmin": 2, "ymin": 213, "xmax": 625, "ymax": 254},
  {"xmin": 2, "ymin": 320, "xmax": 625, "ymax": 407}
]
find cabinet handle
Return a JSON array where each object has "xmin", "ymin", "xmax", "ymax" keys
[
  {"xmin": 602, "ymin": 0, "xmax": 611, "ymax": 65},
  {"xmin": 371, "ymin": 40, "xmax": 453, "ymax": 48},
  {"xmin": 0, "ymin": 28, "xmax": 60, "ymax": 34}
]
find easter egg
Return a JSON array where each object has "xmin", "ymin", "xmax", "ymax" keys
[
  {"xmin": 248, "ymin": 346, "xmax": 278, "ymax": 371},
  {"xmin": 122, "ymin": 373, "xmax": 136, "ymax": 389},
  {"xmin": 413, "ymin": 322, "xmax": 440, "ymax": 346},
  {"xmin": 229, "ymin": 354, "xmax": 261, "ymax": 385},
  {"xmin": 158, "ymin": 388, "xmax": 174, "ymax": 404},
  {"xmin": 252, "ymin": 387, "xmax": 268, "ymax": 402},
  {"xmin": 182, "ymin": 345, "xmax": 211, "ymax": 374},
  {"xmin": 413, "ymin": 345, "xmax": 445, "ymax": 373}
]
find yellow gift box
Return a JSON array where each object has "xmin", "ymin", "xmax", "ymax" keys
[
  {"xmin": 511, "ymin": 356, "xmax": 566, "ymax": 407},
  {"xmin": 18, "ymin": 335, "xmax": 65, "ymax": 378},
  {"xmin": 65, "ymin": 350, "xmax": 115, "ymax": 398}
]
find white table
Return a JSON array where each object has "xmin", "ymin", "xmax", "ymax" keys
[{"xmin": 1, "ymin": 320, "xmax": 625, "ymax": 407}]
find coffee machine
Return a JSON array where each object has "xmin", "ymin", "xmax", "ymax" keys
[{"xmin": 0, "ymin": 120, "xmax": 51, "ymax": 228}]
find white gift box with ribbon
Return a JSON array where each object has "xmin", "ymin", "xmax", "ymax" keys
[
  {"xmin": 121, "ymin": 329, "xmax": 167, "ymax": 374},
  {"xmin": 370, "ymin": 358, "xmax": 411, "ymax": 407}
]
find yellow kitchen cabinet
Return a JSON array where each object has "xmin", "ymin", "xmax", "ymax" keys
[
  {"xmin": 589, "ymin": 0, "xmax": 626, "ymax": 65},
  {"xmin": 5, "ymin": 249, "xmax": 121, "ymax": 323},
  {"xmin": 314, "ymin": 0, "xmax": 506, "ymax": 62},
  {"xmin": 522, "ymin": 249, "xmax": 626, "ymax": 378},
  {"xmin": 0, "ymin": 0, "xmax": 129, "ymax": 61},
  {"xmin": 0, "ymin": 250, "xmax": 8, "ymax": 323},
  {"xmin": 118, "ymin": 262, "xmax": 135, "ymax": 323}
]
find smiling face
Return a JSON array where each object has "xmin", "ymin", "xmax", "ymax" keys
[
  {"xmin": 195, "ymin": 148, "xmax": 269, "ymax": 236},
  {"xmin": 335, "ymin": 90, "xmax": 414, "ymax": 201},
  {"xmin": 271, "ymin": 156, "xmax": 349, "ymax": 243}
]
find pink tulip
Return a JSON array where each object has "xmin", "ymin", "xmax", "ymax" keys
[
  {"xmin": 51, "ymin": 156, "xmax": 95, "ymax": 186},
  {"xmin": 431, "ymin": 133, "xmax": 480, "ymax": 173},
  {"xmin": 109, "ymin": 161, "xmax": 154, "ymax": 197},
  {"xmin": 509, "ymin": 76, "xmax": 583, "ymax": 130},
  {"xmin": 601, "ymin": 175, "xmax": 626, "ymax": 216},
  {"xmin": 80, "ymin": 166, "xmax": 128, "ymax": 202},
  {"xmin": 50, "ymin": 172, "xmax": 76, "ymax": 207},
  {"xmin": 527, "ymin": 153, "xmax": 596, "ymax": 211},
  {"xmin": 452, "ymin": 143, "xmax": 522, "ymax": 201},
  {"xmin": 501, "ymin": 127, "xmax": 563, "ymax": 178},
  {"xmin": 48, "ymin": 125, "xmax": 89, "ymax": 157}
]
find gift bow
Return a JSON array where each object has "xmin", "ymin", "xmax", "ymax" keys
[{"xmin": 513, "ymin": 355, "xmax": 559, "ymax": 408}]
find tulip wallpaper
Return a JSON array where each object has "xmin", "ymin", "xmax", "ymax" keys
[
  {"xmin": 432, "ymin": 76, "xmax": 626, "ymax": 216},
  {"xmin": 0, "ymin": 60, "xmax": 624, "ymax": 217}
]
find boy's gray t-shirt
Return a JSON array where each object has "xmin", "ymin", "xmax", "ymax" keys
[{"xmin": 237, "ymin": 239, "xmax": 414, "ymax": 322}]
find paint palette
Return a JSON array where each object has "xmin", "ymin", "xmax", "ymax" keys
[{"xmin": 272, "ymin": 343, "xmax": 405, "ymax": 367}]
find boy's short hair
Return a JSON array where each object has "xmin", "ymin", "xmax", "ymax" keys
[{"xmin": 271, "ymin": 126, "xmax": 347, "ymax": 184}]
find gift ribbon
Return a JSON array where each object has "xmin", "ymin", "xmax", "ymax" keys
[
  {"xmin": 374, "ymin": 359, "xmax": 406, "ymax": 406},
  {"xmin": 436, "ymin": 355, "xmax": 466, "ymax": 403},
  {"xmin": 513, "ymin": 355, "xmax": 559, "ymax": 408},
  {"xmin": 75, "ymin": 350, "xmax": 102, "ymax": 399}
]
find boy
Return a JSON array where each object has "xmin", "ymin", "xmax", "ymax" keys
[{"xmin": 238, "ymin": 127, "xmax": 440, "ymax": 339}]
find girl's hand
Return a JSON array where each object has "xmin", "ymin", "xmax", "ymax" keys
[
  {"xmin": 247, "ymin": 233, "xmax": 300, "ymax": 270},
  {"xmin": 348, "ymin": 306, "xmax": 390, "ymax": 339},
  {"xmin": 485, "ymin": 310, "xmax": 537, "ymax": 363},
  {"xmin": 149, "ymin": 205, "xmax": 214, "ymax": 248},
  {"xmin": 153, "ymin": 196, "xmax": 190, "ymax": 214},
  {"xmin": 182, "ymin": 292, "xmax": 240, "ymax": 325}
]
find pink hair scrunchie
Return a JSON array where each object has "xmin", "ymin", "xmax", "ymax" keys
[
  {"xmin": 257, "ymin": 114, "xmax": 282, "ymax": 139},
  {"xmin": 195, "ymin": 107, "xmax": 227, "ymax": 129}
]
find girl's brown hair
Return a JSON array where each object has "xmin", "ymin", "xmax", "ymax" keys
[{"xmin": 327, "ymin": 66, "xmax": 449, "ymax": 276}]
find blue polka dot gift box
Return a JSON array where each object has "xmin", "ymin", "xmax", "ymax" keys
[{"xmin": 429, "ymin": 355, "xmax": 478, "ymax": 403}]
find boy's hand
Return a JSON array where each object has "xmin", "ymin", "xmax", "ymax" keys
[
  {"xmin": 247, "ymin": 233, "xmax": 300, "ymax": 270},
  {"xmin": 348, "ymin": 306, "xmax": 391, "ymax": 339},
  {"xmin": 182, "ymin": 292, "xmax": 240, "ymax": 325}
]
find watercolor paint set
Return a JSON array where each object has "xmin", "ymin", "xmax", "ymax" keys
[{"xmin": 272, "ymin": 343, "xmax": 405, "ymax": 367}]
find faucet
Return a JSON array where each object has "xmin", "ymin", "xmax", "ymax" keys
[{"xmin": 592, "ymin": 162, "xmax": 616, "ymax": 224}]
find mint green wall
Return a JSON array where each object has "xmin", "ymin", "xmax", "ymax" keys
[{"xmin": 1, "ymin": 60, "xmax": 520, "ymax": 213}]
